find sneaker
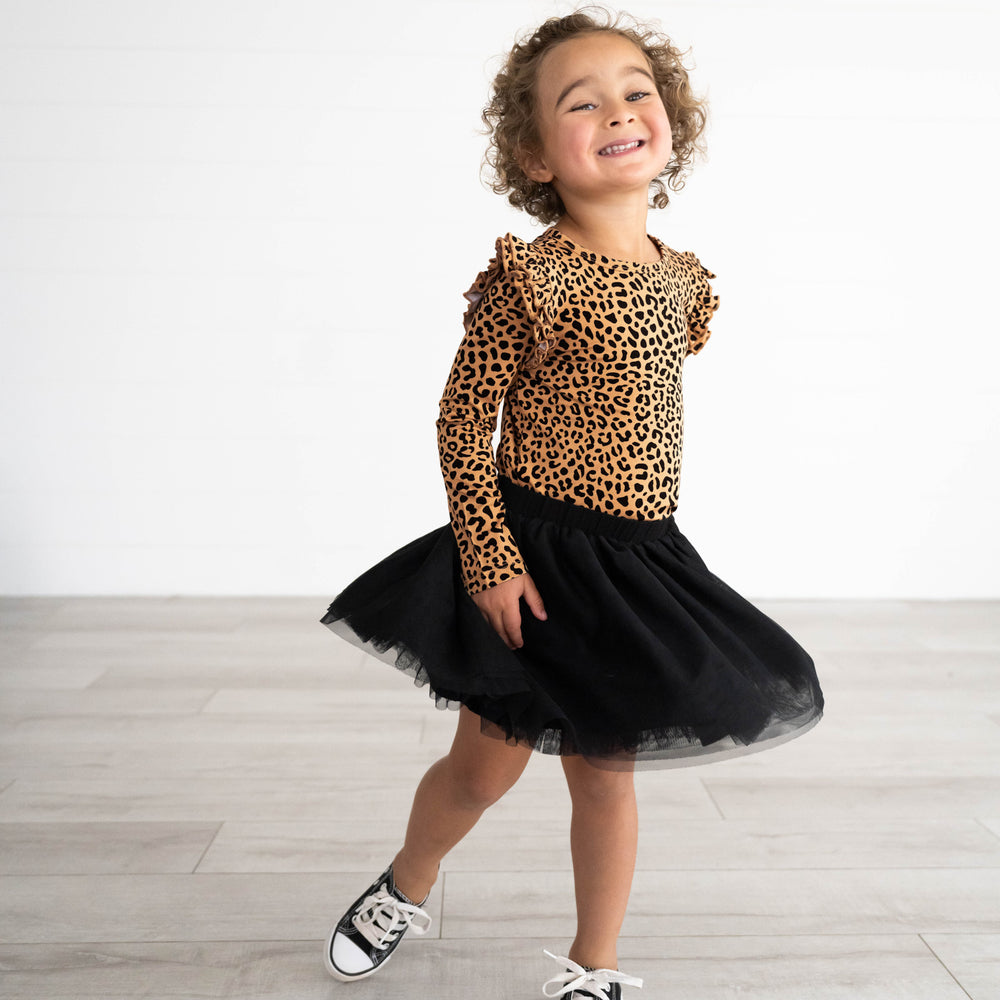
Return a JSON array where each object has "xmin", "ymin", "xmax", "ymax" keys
[
  {"xmin": 542, "ymin": 949, "xmax": 643, "ymax": 999},
  {"xmin": 323, "ymin": 864, "xmax": 432, "ymax": 982}
]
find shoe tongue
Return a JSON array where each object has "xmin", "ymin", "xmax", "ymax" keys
[
  {"xmin": 573, "ymin": 970, "xmax": 613, "ymax": 1000},
  {"xmin": 392, "ymin": 884, "xmax": 418, "ymax": 906},
  {"xmin": 571, "ymin": 967, "xmax": 600, "ymax": 998}
]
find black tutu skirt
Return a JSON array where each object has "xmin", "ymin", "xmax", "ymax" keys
[{"xmin": 321, "ymin": 475, "xmax": 824, "ymax": 771}]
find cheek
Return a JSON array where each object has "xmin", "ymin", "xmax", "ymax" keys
[
  {"xmin": 560, "ymin": 120, "xmax": 592, "ymax": 154},
  {"xmin": 655, "ymin": 110, "xmax": 673, "ymax": 150}
]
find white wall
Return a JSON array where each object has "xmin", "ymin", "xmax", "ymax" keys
[{"xmin": 1, "ymin": 0, "xmax": 997, "ymax": 598}]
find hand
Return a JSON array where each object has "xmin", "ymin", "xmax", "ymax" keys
[{"xmin": 471, "ymin": 572, "xmax": 547, "ymax": 650}]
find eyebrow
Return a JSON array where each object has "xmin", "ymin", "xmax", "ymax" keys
[{"xmin": 554, "ymin": 65, "xmax": 656, "ymax": 109}]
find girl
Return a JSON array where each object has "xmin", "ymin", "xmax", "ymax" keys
[{"xmin": 319, "ymin": 7, "xmax": 825, "ymax": 998}]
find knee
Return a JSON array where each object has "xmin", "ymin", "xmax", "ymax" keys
[
  {"xmin": 446, "ymin": 757, "xmax": 520, "ymax": 811},
  {"xmin": 564, "ymin": 761, "xmax": 635, "ymax": 806}
]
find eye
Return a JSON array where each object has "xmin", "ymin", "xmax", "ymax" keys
[
  {"xmin": 626, "ymin": 91, "xmax": 650, "ymax": 102},
  {"xmin": 570, "ymin": 101, "xmax": 596, "ymax": 112}
]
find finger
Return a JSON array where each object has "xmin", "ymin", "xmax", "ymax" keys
[
  {"xmin": 501, "ymin": 602, "xmax": 524, "ymax": 649},
  {"xmin": 521, "ymin": 576, "xmax": 548, "ymax": 620},
  {"xmin": 488, "ymin": 611, "xmax": 516, "ymax": 650}
]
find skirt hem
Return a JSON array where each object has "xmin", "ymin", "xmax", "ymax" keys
[{"xmin": 323, "ymin": 614, "xmax": 824, "ymax": 772}]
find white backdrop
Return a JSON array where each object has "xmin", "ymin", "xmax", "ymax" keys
[{"xmin": 1, "ymin": 0, "xmax": 998, "ymax": 597}]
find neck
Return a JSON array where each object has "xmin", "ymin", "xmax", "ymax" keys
[{"xmin": 553, "ymin": 191, "xmax": 656, "ymax": 263}]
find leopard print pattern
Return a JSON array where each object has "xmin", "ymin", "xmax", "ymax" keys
[{"xmin": 436, "ymin": 226, "xmax": 719, "ymax": 596}]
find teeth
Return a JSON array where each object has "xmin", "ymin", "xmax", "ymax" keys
[{"xmin": 599, "ymin": 140, "xmax": 640, "ymax": 155}]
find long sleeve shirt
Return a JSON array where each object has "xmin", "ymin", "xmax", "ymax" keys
[{"xmin": 436, "ymin": 225, "xmax": 720, "ymax": 596}]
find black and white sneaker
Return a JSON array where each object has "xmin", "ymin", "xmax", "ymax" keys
[
  {"xmin": 323, "ymin": 864, "xmax": 432, "ymax": 982},
  {"xmin": 542, "ymin": 950, "xmax": 643, "ymax": 999}
]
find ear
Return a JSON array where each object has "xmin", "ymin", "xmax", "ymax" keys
[{"xmin": 518, "ymin": 145, "xmax": 555, "ymax": 184}]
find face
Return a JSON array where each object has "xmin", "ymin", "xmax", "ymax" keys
[{"xmin": 522, "ymin": 32, "xmax": 673, "ymax": 208}]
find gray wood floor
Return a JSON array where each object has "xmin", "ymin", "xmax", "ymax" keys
[{"xmin": 0, "ymin": 597, "xmax": 998, "ymax": 999}]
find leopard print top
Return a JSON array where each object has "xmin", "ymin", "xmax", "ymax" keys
[{"xmin": 436, "ymin": 225, "xmax": 720, "ymax": 596}]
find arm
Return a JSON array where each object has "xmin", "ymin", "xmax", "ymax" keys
[{"xmin": 436, "ymin": 250, "xmax": 537, "ymax": 597}]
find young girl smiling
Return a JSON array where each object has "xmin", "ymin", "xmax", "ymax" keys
[{"xmin": 320, "ymin": 8, "xmax": 825, "ymax": 998}]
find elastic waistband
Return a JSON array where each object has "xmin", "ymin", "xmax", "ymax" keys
[{"xmin": 498, "ymin": 474, "xmax": 676, "ymax": 543}]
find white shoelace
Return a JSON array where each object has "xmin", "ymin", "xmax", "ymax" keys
[
  {"xmin": 350, "ymin": 887, "xmax": 432, "ymax": 951},
  {"xmin": 542, "ymin": 950, "xmax": 643, "ymax": 998}
]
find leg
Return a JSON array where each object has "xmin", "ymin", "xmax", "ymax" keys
[
  {"xmin": 391, "ymin": 705, "xmax": 533, "ymax": 902},
  {"xmin": 560, "ymin": 754, "xmax": 638, "ymax": 970}
]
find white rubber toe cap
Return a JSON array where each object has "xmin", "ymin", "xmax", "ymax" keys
[{"xmin": 330, "ymin": 932, "xmax": 374, "ymax": 977}]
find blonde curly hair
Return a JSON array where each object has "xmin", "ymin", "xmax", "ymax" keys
[{"xmin": 481, "ymin": 6, "xmax": 709, "ymax": 224}]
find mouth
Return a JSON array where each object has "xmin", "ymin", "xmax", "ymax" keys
[{"xmin": 597, "ymin": 138, "xmax": 644, "ymax": 156}]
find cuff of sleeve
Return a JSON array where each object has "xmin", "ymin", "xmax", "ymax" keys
[{"xmin": 456, "ymin": 525, "xmax": 529, "ymax": 596}]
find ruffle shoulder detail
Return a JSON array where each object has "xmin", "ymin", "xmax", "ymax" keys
[
  {"xmin": 462, "ymin": 233, "xmax": 556, "ymax": 371},
  {"xmin": 680, "ymin": 250, "xmax": 720, "ymax": 356}
]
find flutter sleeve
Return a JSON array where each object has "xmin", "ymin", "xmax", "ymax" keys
[
  {"xmin": 681, "ymin": 251, "xmax": 721, "ymax": 357},
  {"xmin": 436, "ymin": 234, "xmax": 554, "ymax": 596}
]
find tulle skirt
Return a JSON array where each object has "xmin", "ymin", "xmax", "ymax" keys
[{"xmin": 321, "ymin": 475, "xmax": 824, "ymax": 771}]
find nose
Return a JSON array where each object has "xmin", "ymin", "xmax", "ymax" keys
[{"xmin": 607, "ymin": 101, "xmax": 635, "ymax": 128}]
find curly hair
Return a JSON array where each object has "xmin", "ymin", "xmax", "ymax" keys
[{"xmin": 481, "ymin": 6, "xmax": 709, "ymax": 224}]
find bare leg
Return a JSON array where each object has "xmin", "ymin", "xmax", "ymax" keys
[
  {"xmin": 560, "ymin": 754, "xmax": 638, "ymax": 970},
  {"xmin": 391, "ymin": 705, "xmax": 533, "ymax": 903}
]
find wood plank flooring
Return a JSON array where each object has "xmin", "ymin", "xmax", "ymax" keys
[{"xmin": 0, "ymin": 597, "xmax": 998, "ymax": 999}]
